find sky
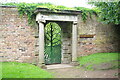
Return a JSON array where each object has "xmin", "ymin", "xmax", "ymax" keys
[{"xmin": 0, "ymin": 0, "xmax": 94, "ymax": 8}]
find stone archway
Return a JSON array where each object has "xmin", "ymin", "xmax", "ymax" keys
[{"xmin": 35, "ymin": 8, "xmax": 80, "ymax": 66}]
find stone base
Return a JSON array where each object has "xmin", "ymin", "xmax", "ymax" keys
[
  {"xmin": 70, "ymin": 61, "xmax": 80, "ymax": 66},
  {"xmin": 37, "ymin": 63, "xmax": 47, "ymax": 69}
]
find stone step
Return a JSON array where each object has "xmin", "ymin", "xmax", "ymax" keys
[{"xmin": 46, "ymin": 64, "xmax": 73, "ymax": 69}]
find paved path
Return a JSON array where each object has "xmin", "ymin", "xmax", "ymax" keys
[
  {"xmin": 46, "ymin": 64, "xmax": 73, "ymax": 69},
  {"xmin": 46, "ymin": 67, "xmax": 119, "ymax": 78}
]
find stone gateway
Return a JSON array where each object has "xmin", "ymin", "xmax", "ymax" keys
[{"xmin": 0, "ymin": 6, "xmax": 119, "ymax": 67}]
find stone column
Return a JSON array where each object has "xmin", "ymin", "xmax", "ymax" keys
[
  {"xmin": 38, "ymin": 21, "xmax": 45, "ymax": 66},
  {"xmin": 72, "ymin": 21, "xmax": 77, "ymax": 62}
]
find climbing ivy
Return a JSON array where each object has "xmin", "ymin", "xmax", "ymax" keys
[
  {"xmin": 74, "ymin": 7, "xmax": 97, "ymax": 21},
  {"xmin": 2, "ymin": 3, "xmax": 97, "ymax": 27}
]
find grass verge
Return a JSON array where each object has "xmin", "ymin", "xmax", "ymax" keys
[
  {"xmin": 77, "ymin": 53, "xmax": 120, "ymax": 70},
  {"xmin": 2, "ymin": 62, "xmax": 53, "ymax": 78},
  {"xmin": 0, "ymin": 62, "xmax": 2, "ymax": 79}
]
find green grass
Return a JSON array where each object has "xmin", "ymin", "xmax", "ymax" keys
[
  {"xmin": 0, "ymin": 62, "xmax": 2, "ymax": 79},
  {"xmin": 77, "ymin": 53, "xmax": 120, "ymax": 70},
  {"xmin": 1, "ymin": 62, "xmax": 53, "ymax": 78}
]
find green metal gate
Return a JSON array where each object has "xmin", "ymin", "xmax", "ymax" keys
[{"xmin": 44, "ymin": 22, "xmax": 61, "ymax": 64}]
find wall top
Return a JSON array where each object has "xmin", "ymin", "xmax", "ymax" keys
[
  {"xmin": 35, "ymin": 8, "xmax": 81, "ymax": 15},
  {"xmin": 0, "ymin": 5, "xmax": 16, "ymax": 8}
]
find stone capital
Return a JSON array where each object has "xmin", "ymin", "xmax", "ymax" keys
[
  {"xmin": 38, "ymin": 16, "xmax": 46, "ymax": 23},
  {"xmin": 73, "ymin": 21, "xmax": 77, "ymax": 25}
]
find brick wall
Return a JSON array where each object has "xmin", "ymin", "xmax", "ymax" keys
[
  {"xmin": 0, "ymin": 6, "xmax": 119, "ymax": 64},
  {"xmin": 0, "ymin": 6, "xmax": 38, "ymax": 63},
  {"xmin": 77, "ymin": 14, "xmax": 120, "ymax": 56}
]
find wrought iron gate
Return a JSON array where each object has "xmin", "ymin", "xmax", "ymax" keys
[{"xmin": 44, "ymin": 22, "xmax": 61, "ymax": 64}]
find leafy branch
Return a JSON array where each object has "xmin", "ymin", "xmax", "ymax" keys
[{"xmin": 89, "ymin": 2, "xmax": 120, "ymax": 25}]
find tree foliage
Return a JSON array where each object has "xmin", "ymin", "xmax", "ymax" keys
[{"xmin": 89, "ymin": 2, "xmax": 120, "ymax": 25}]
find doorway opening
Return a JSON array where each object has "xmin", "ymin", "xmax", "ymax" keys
[{"xmin": 44, "ymin": 22, "xmax": 61, "ymax": 64}]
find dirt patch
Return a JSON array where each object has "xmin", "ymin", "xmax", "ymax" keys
[
  {"xmin": 46, "ymin": 67, "xmax": 119, "ymax": 78},
  {"xmin": 92, "ymin": 61, "xmax": 119, "ymax": 70},
  {"xmin": 81, "ymin": 60, "xmax": 119, "ymax": 70}
]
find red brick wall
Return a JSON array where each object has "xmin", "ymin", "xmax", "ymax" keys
[
  {"xmin": 0, "ymin": 6, "xmax": 37, "ymax": 63},
  {"xmin": 77, "ymin": 14, "xmax": 120, "ymax": 56}
]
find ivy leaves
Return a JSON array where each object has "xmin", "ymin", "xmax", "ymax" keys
[
  {"xmin": 74, "ymin": 7, "xmax": 97, "ymax": 21},
  {"xmin": 2, "ymin": 3, "xmax": 98, "ymax": 27},
  {"xmin": 17, "ymin": 3, "xmax": 37, "ymax": 26}
]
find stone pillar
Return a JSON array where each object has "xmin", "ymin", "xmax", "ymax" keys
[
  {"xmin": 72, "ymin": 21, "xmax": 77, "ymax": 62},
  {"xmin": 38, "ymin": 21, "xmax": 45, "ymax": 66}
]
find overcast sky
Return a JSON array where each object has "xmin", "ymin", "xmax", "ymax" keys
[{"xmin": 0, "ymin": 0, "xmax": 94, "ymax": 8}]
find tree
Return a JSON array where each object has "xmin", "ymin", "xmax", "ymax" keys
[{"xmin": 90, "ymin": 1, "xmax": 120, "ymax": 25}]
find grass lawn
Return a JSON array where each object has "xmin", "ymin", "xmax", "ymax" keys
[
  {"xmin": 1, "ymin": 62, "xmax": 53, "ymax": 78},
  {"xmin": 0, "ymin": 62, "xmax": 2, "ymax": 79},
  {"xmin": 77, "ymin": 53, "xmax": 120, "ymax": 70}
]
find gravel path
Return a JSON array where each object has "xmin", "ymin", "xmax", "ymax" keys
[{"xmin": 46, "ymin": 67, "xmax": 119, "ymax": 78}]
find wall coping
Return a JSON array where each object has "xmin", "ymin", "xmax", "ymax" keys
[
  {"xmin": 0, "ymin": 5, "xmax": 82, "ymax": 15},
  {"xmin": 35, "ymin": 8, "xmax": 82, "ymax": 15},
  {"xmin": 0, "ymin": 5, "xmax": 16, "ymax": 8}
]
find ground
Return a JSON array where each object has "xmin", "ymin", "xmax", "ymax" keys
[{"xmin": 47, "ymin": 67, "xmax": 119, "ymax": 78}]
